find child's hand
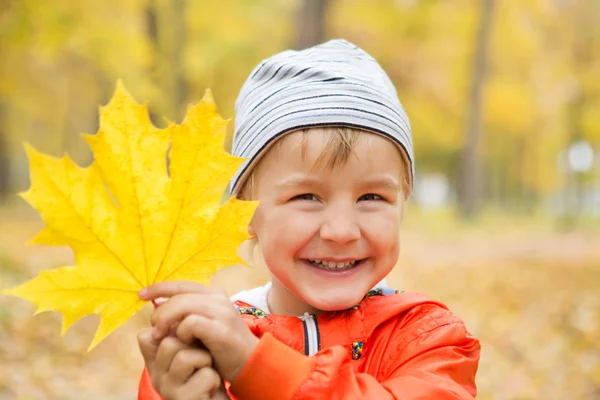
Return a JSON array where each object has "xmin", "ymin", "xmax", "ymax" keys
[
  {"xmin": 139, "ymin": 281, "xmax": 260, "ymax": 383},
  {"xmin": 138, "ymin": 328, "xmax": 229, "ymax": 399}
]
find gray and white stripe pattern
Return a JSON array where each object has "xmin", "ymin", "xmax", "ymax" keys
[{"xmin": 230, "ymin": 39, "xmax": 413, "ymax": 195}]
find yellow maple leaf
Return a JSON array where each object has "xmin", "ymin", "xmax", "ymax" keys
[{"xmin": 2, "ymin": 82, "xmax": 257, "ymax": 350}]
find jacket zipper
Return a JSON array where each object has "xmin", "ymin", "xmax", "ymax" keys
[{"xmin": 301, "ymin": 313, "xmax": 320, "ymax": 356}]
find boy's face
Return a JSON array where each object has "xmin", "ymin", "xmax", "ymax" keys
[{"xmin": 248, "ymin": 129, "xmax": 405, "ymax": 313}]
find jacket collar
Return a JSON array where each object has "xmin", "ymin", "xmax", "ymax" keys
[
  {"xmin": 230, "ymin": 279, "xmax": 390, "ymax": 315},
  {"xmin": 231, "ymin": 281, "xmax": 445, "ymax": 347}
]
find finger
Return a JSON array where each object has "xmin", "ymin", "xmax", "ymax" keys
[
  {"xmin": 178, "ymin": 367, "xmax": 221, "ymax": 400},
  {"xmin": 139, "ymin": 281, "xmax": 212, "ymax": 301},
  {"xmin": 148, "ymin": 303, "xmax": 185, "ymax": 338},
  {"xmin": 211, "ymin": 387, "xmax": 231, "ymax": 400},
  {"xmin": 137, "ymin": 328, "xmax": 160, "ymax": 374},
  {"xmin": 176, "ymin": 314, "xmax": 222, "ymax": 345},
  {"xmin": 169, "ymin": 348, "xmax": 213, "ymax": 385},
  {"xmin": 151, "ymin": 294, "xmax": 227, "ymax": 339},
  {"xmin": 176, "ymin": 314, "xmax": 258, "ymax": 382},
  {"xmin": 155, "ymin": 336, "xmax": 188, "ymax": 379}
]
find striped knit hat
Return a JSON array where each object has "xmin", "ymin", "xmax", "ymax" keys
[{"xmin": 230, "ymin": 39, "xmax": 413, "ymax": 195}]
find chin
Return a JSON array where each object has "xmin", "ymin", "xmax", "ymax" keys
[{"xmin": 305, "ymin": 292, "xmax": 366, "ymax": 312}]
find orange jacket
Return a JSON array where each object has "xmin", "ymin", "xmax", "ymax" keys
[{"xmin": 138, "ymin": 288, "xmax": 480, "ymax": 400}]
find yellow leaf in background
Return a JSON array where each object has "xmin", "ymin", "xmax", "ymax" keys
[{"xmin": 2, "ymin": 82, "xmax": 257, "ymax": 350}]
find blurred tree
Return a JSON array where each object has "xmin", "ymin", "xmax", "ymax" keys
[
  {"xmin": 565, "ymin": 1, "xmax": 598, "ymax": 218},
  {"xmin": 482, "ymin": 0, "xmax": 554, "ymax": 209},
  {"xmin": 293, "ymin": 0, "xmax": 329, "ymax": 49},
  {"xmin": 145, "ymin": 0, "xmax": 160, "ymax": 125},
  {"xmin": 0, "ymin": 0, "xmax": 598, "ymax": 218},
  {"xmin": 145, "ymin": 0, "xmax": 189, "ymax": 123},
  {"xmin": 0, "ymin": 0, "xmax": 13, "ymax": 198},
  {"xmin": 0, "ymin": 126, "xmax": 8, "ymax": 199},
  {"xmin": 458, "ymin": 0, "xmax": 495, "ymax": 219},
  {"xmin": 170, "ymin": 0, "xmax": 188, "ymax": 119}
]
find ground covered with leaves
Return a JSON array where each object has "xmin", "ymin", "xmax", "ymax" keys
[{"xmin": 1, "ymin": 205, "xmax": 599, "ymax": 400}]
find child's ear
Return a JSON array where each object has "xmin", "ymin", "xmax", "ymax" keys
[
  {"xmin": 247, "ymin": 205, "xmax": 259, "ymax": 236},
  {"xmin": 248, "ymin": 221, "xmax": 256, "ymax": 237},
  {"xmin": 399, "ymin": 195, "xmax": 407, "ymax": 223},
  {"xmin": 237, "ymin": 236, "xmax": 257, "ymax": 266}
]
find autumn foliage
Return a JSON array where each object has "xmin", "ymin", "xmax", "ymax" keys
[{"xmin": 0, "ymin": 1, "xmax": 599, "ymax": 399}]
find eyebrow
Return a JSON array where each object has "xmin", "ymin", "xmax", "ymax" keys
[
  {"xmin": 358, "ymin": 176, "xmax": 401, "ymax": 192},
  {"xmin": 274, "ymin": 175, "xmax": 324, "ymax": 190},
  {"xmin": 274, "ymin": 175, "xmax": 400, "ymax": 192}
]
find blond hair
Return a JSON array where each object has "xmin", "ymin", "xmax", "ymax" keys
[{"xmin": 236, "ymin": 126, "xmax": 412, "ymax": 200}]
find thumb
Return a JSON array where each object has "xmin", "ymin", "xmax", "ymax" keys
[{"xmin": 137, "ymin": 327, "xmax": 159, "ymax": 374}]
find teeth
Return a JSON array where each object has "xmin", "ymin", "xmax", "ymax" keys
[{"xmin": 308, "ymin": 259, "xmax": 358, "ymax": 271}]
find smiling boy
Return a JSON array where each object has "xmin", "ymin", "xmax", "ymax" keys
[
  {"xmin": 243, "ymin": 127, "xmax": 408, "ymax": 315},
  {"xmin": 137, "ymin": 39, "xmax": 480, "ymax": 400}
]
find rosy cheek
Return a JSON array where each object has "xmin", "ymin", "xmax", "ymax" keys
[{"xmin": 363, "ymin": 215, "xmax": 399, "ymax": 250}]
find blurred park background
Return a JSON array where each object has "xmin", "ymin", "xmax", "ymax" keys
[{"xmin": 0, "ymin": 0, "xmax": 599, "ymax": 399}]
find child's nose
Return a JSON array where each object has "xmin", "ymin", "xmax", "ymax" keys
[{"xmin": 319, "ymin": 206, "xmax": 361, "ymax": 244}]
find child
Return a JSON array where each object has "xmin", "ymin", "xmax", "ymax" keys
[{"xmin": 137, "ymin": 39, "xmax": 480, "ymax": 400}]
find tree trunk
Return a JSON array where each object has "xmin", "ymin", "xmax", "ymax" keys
[
  {"xmin": 293, "ymin": 0, "xmax": 329, "ymax": 49},
  {"xmin": 145, "ymin": 0, "xmax": 163, "ymax": 127},
  {"xmin": 170, "ymin": 0, "xmax": 188, "ymax": 121},
  {"xmin": 0, "ymin": 2, "xmax": 10, "ymax": 199},
  {"xmin": 146, "ymin": 0, "xmax": 188, "ymax": 123},
  {"xmin": 145, "ymin": 0, "xmax": 159, "ymax": 50},
  {"xmin": 458, "ymin": 0, "xmax": 495, "ymax": 219},
  {"xmin": 0, "ymin": 122, "xmax": 9, "ymax": 199},
  {"xmin": 567, "ymin": 2, "xmax": 594, "ymax": 220}
]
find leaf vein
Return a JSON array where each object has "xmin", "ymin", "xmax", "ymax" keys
[{"xmin": 37, "ymin": 163, "xmax": 143, "ymax": 287}]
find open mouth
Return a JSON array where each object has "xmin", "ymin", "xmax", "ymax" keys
[{"xmin": 306, "ymin": 259, "xmax": 364, "ymax": 271}]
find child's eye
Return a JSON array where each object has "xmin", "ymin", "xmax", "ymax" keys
[
  {"xmin": 291, "ymin": 193, "xmax": 319, "ymax": 201},
  {"xmin": 359, "ymin": 193, "xmax": 384, "ymax": 201}
]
